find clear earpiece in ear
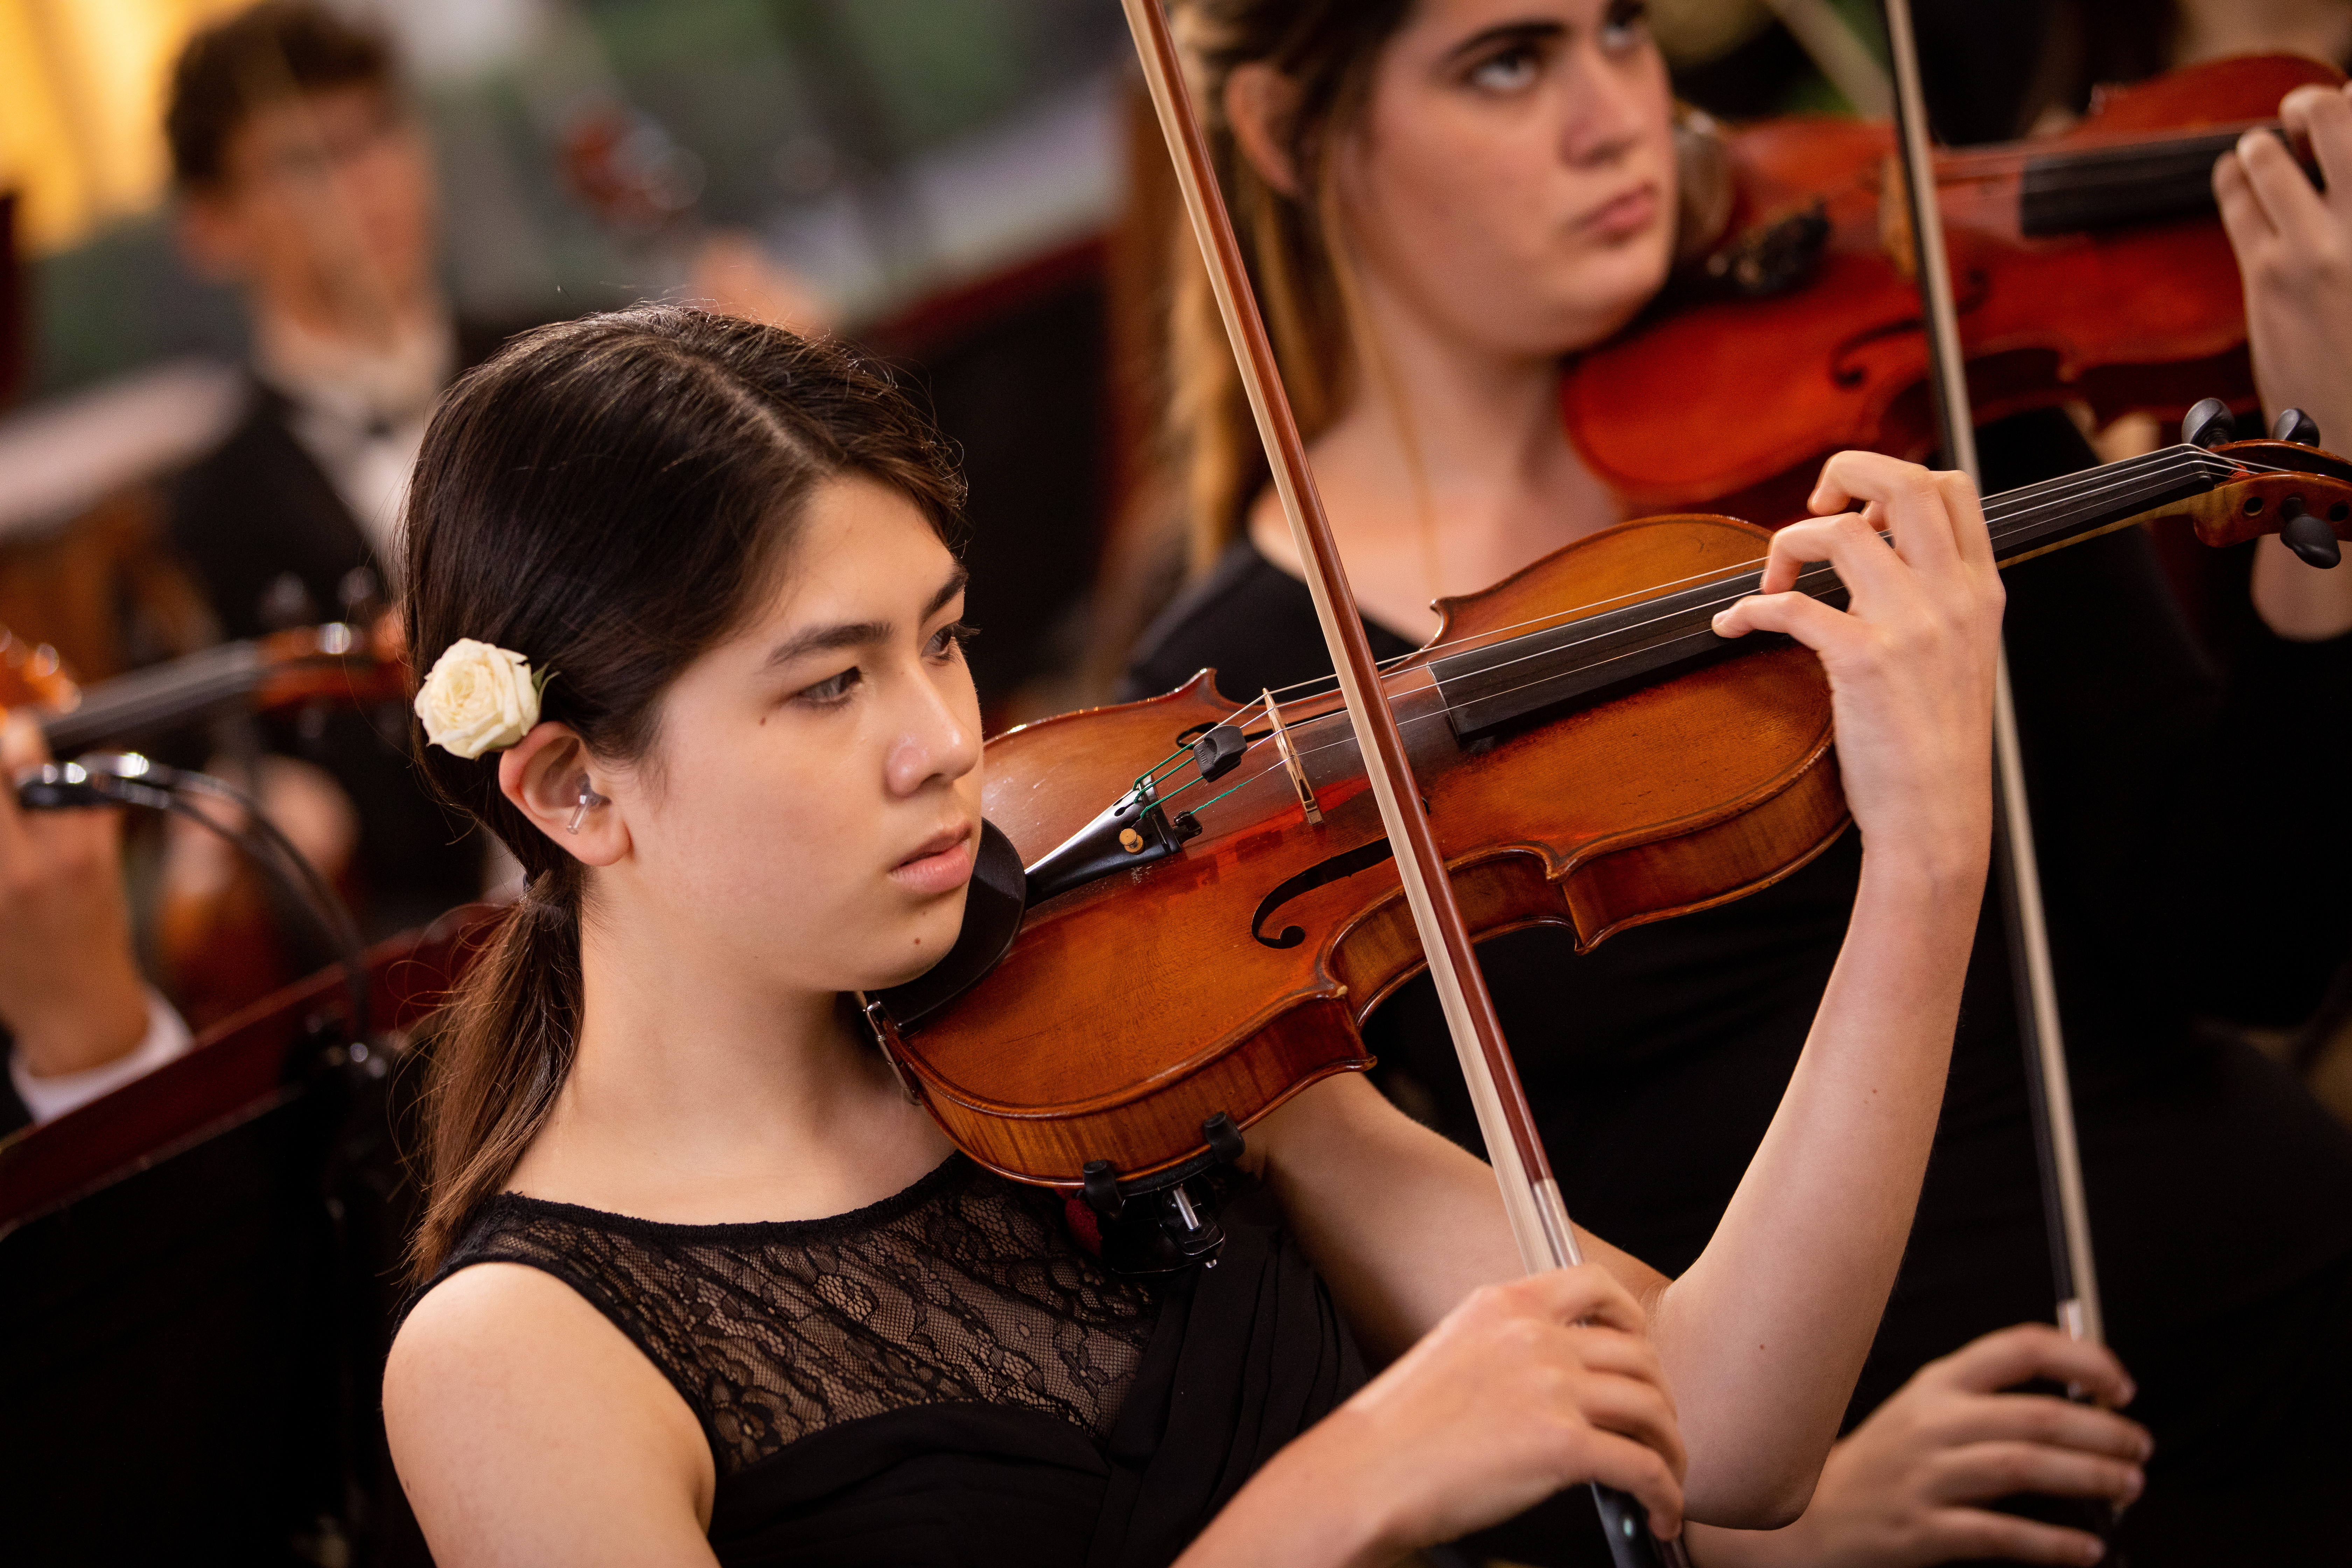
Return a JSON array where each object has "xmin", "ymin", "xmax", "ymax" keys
[{"xmin": 566, "ymin": 777, "xmax": 610, "ymax": 834}]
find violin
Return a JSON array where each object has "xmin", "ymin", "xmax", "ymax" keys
[
  {"xmin": 1564, "ymin": 53, "xmax": 2343, "ymax": 518},
  {"xmin": 874, "ymin": 426, "xmax": 2352, "ymax": 1199},
  {"xmin": 0, "ymin": 616, "xmax": 407, "ymax": 755}
]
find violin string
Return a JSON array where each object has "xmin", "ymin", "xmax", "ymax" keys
[
  {"xmin": 1282, "ymin": 447, "xmax": 2244, "ymax": 716},
  {"xmin": 1130, "ymin": 444, "xmax": 2318, "ymax": 826},
  {"xmin": 1199, "ymin": 439, "xmax": 2308, "ymax": 733},
  {"xmin": 1176, "ymin": 442, "xmax": 2258, "ymax": 738},
  {"xmin": 1157, "ymin": 447, "xmax": 2254, "ymax": 814},
  {"xmin": 1227, "ymin": 443, "xmax": 2238, "ymax": 713},
  {"xmin": 1159, "ymin": 447, "xmax": 2261, "ymax": 818},
  {"xmin": 1261, "ymin": 446, "xmax": 2302, "ymax": 780}
]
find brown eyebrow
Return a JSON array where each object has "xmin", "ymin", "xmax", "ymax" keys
[
  {"xmin": 923, "ymin": 564, "xmax": 972, "ymax": 624},
  {"xmin": 761, "ymin": 564, "xmax": 969, "ymax": 671},
  {"xmin": 1440, "ymin": 18, "xmax": 1568, "ymax": 69}
]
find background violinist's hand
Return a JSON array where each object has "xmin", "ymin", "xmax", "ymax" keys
[
  {"xmin": 2216, "ymin": 82, "xmax": 2352, "ymax": 641},
  {"xmin": 1684, "ymin": 1324, "xmax": 2148, "ymax": 1568},
  {"xmin": 0, "ymin": 710, "xmax": 150, "ymax": 1078},
  {"xmin": 1712, "ymin": 451, "xmax": 2003, "ymax": 886},
  {"xmin": 1174, "ymin": 1265, "xmax": 1686, "ymax": 1568}
]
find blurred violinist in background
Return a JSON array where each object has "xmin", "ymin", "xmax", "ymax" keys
[
  {"xmin": 1119, "ymin": 2, "xmax": 2352, "ymax": 1563},
  {"xmin": 154, "ymin": 2, "xmax": 845, "ymax": 988},
  {"xmin": 161, "ymin": 0, "xmax": 483, "ymax": 967}
]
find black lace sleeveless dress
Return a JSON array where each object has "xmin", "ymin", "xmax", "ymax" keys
[{"xmin": 407, "ymin": 1154, "xmax": 1361, "ymax": 1567}]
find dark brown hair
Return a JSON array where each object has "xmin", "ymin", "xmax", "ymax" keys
[
  {"xmin": 401, "ymin": 307, "xmax": 964, "ymax": 1279},
  {"xmin": 166, "ymin": 0, "xmax": 396, "ymax": 189},
  {"xmin": 1166, "ymin": 0, "xmax": 1414, "ymax": 571}
]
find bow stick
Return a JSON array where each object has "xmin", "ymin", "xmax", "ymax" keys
[
  {"xmin": 1879, "ymin": 0, "xmax": 2107, "ymax": 1350},
  {"xmin": 1116, "ymin": 5, "xmax": 1687, "ymax": 1564}
]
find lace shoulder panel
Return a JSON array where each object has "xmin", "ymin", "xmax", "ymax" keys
[{"xmin": 427, "ymin": 1156, "xmax": 1163, "ymax": 1476}]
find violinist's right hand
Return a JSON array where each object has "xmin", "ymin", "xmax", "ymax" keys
[{"xmin": 1174, "ymin": 1264, "xmax": 1685, "ymax": 1568}]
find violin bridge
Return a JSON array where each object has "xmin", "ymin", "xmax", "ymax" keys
[{"xmin": 1263, "ymin": 689, "xmax": 1323, "ymax": 826}]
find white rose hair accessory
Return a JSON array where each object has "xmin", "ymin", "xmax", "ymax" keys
[{"xmin": 414, "ymin": 638, "xmax": 547, "ymax": 759}]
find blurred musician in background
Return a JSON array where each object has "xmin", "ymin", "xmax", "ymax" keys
[{"xmin": 162, "ymin": 0, "xmax": 484, "ymax": 938}]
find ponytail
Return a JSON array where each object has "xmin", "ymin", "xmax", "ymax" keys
[{"xmin": 407, "ymin": 872, "xmax": 582, "ymax": 1281}]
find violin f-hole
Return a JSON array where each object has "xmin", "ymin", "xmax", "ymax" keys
[{"xmin": 1251, "ymin": 840, "xmax": 1398, "ymax": 948}]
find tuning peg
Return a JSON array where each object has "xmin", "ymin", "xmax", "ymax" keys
[
  {"xmin": 2271, "ymin": 407, "xmax": 2322, "ymax": 447},
  {"xmin": 2183, "ymin": 398, "xmax": 2236, "ymax": 449},
  {"xmin": 2279, "ymin": 496, "xmax": 2342, "ymax": 569}
]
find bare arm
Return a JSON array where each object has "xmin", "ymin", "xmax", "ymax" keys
[
  {"xmin": 1660, "ymin": 460, "xmax": 1998, "ymax": 1514},
  {"xmin": 1252, "ymin": 452, "xmax": 2002, "ymax": 1527},
  {"xmin": 384, "ymin": 1265, "xmax": 719, "ymax": 1567}
]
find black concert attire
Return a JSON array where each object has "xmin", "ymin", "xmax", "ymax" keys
[
  {"xmin": 401, "ymin": 1154, "xmax": 1362, "ymax": 1566},
  {"xmin": 1122, "ymin": 412, "xmax": 2352, "ymax": 1565},
  {"xmin": 167, "ymin": 322, "xmax": 518, "ymax": 934}
]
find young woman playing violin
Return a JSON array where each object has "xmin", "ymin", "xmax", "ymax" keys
[
  {"xmin": 379, "ymin": 306, "xmax": 2006, "ymax": 1566},
  {"xmin": 1122, "ymin": 3, "xmax": 2352, "ymax": 1564}
]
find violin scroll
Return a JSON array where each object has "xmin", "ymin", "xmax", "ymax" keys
[
  {"xmin": 2166, "ymin": 437, "xmax": 2352, "ymax": 561},
  {"xmin": 2184, "ymin": 397, "xmax": 2237, "ymax": 450}
]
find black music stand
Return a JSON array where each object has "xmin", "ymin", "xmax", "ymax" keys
[{"xmin": 0, "ymin": 908, "xmax": 492, "ymax": 1567}]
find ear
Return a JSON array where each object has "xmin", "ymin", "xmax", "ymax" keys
[
  {"xmin": 174, "ymin": 193, "xmax": 251, "ymax": 284},
  {"xmin": 1225, "ymin": 63, "xmax": 1306, "ymax": 198},
  {"xmin": 496, "ymin": 721, "xmax": 629, "ymax": 868}
]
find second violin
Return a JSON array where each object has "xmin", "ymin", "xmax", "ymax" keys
[{"xmin": 1564, "ymin": 52, "xmax": 2340, "ymax": 515}]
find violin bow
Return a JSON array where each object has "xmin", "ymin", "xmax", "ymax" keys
[
  {"xmin": 1116, "ymin": 5, "xmax": 1687, "ymax": 1564},
  {"xmin": 1879, "ymin": 0, "xmax": 2107, "ymax": 1350}
]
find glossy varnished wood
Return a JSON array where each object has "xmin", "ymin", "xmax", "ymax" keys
[
  {"xmin": 902, "ymin": 516, "xmax": 1840, "ymax": 1191},
  {"xmin": 1564, "ymin": 55, "xmax": 2340, "ymax": 514}
]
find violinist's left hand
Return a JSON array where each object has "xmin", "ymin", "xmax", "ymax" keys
[
  {"xmin": 2216, "ymin": 83, "xmax": 2352, "ymax": 642},
  {"xmin": 1713, "ymin": 451, "xmax": 2004, "ymax": 888}
]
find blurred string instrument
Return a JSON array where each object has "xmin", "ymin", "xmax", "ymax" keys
[
  {"xmin": 1, "ymin": 616, "xmax": 407, "ymax": 1026},
  {"xmin": 0, "ymin": 615, "xmax": 406, "ymax": 752},
  {"xmin": 1566, "ymin": 52, "xmax": 2343, "ymax": 516}
]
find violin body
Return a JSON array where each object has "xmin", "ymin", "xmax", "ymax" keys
[
  {"xmin": 1565, "ymin": 54, "xmax": 2342, "ymax": 517},
  {"xmin": 901, "ymin": 516, "xmax": 1841, "ymax": 1192}
]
